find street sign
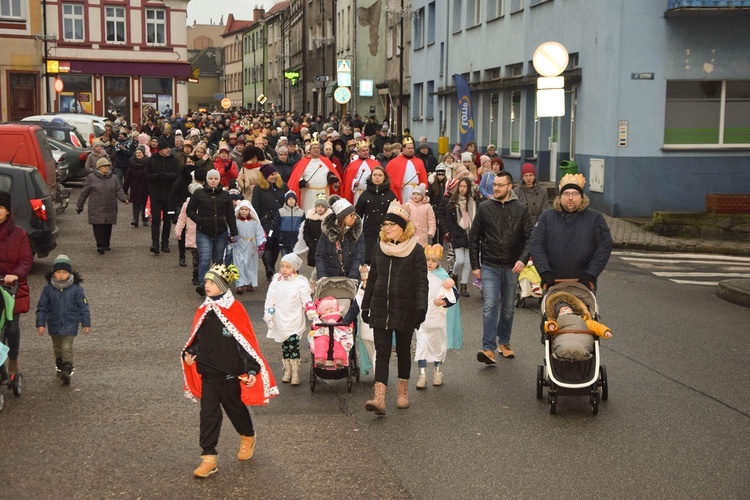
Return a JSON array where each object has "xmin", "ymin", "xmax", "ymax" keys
[
  {"xmin": 337, "ymin": 72, "xmax": 351, "ymax": 87},
  {"xmin": 221, "ymin": 97, "xmax": 231, "ymax": 109},
  {"xmin": 359, "ymin": 79, "xmax": 374, "ymax": 97},
  {"xmin": 316, "ymin": 75, "xmax": 330, "ymax": 82},
  {"xmin": 337, "ymin": 59, "xmax": 351, "ymax": 73},
  {"xmin": 334, "ymin": 86, "xmax": 352, "ymax": 104},
  {"xmin": 257, "ymin": 94, "xmax": 267, "ymax": 104}
]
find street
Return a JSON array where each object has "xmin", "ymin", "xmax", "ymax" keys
[{"xmin": 1, "ymin": 190, "xmax": 749, "ymax": 499}]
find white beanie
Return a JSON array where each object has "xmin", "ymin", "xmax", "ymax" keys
[
  {"xmin": 461, "ymin": 152, "xmax": 473, "ymax": 162},
  {"xmin": 206, "ymin": 169, "xmax": 221, "ymax": 180},
  {"xmin": 187, "ymin": 182, "xmax": 202, "ymax": 195},
  {"xmin": 281, "ymin": 253, "xmax": 303, "ymax": 271}
]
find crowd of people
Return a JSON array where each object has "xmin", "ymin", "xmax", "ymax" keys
[{"xmin": 0, "ymin": 108, "xmax": 613, "ymax": 478}]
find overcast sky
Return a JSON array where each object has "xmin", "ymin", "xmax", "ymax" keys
[{"xmin": 187, "ymin": 0, "xmax": 277, "ymax": 26}]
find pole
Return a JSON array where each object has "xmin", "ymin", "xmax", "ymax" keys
[
  {"xmin": 253, "ymin": 36, "xmax": 257, "ymax": 111},
  {"xmin": 321, "ymin": 0, "xmax": 326, "ymax": 117},
  {"xmin": 398, "ymin": 0, "xmax": 404, "ymax": 140},
  {"xmin": 43, "ymin": 0, "xmax": 51, "ymax": 113}
]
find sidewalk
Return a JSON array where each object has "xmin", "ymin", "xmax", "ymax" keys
[{"xmin": 604, "ymin": 215, "xmax": 750, "ymax": 308}]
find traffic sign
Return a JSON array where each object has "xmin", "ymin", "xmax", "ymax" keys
[
  {"xmin": 337, "ymin": 59, "xmax": 351, "ymax": 73},
  {"xmin": 316, "ymin": 75, "xmax": 330, "ymax": 82},
  {"xmin": 333, "ymin": 86, "xmax": 352, "ymax": 104},
  {"xmin": 359, "ymin": 79, "xmax": 374, "ymax": 97},
  {"xmin": 221, "ymin": 97, "xmax": 231, "ymax": 109},
  {"xmin": 337, "ymin": 72, "xmax": 351, "ymax": 87}
]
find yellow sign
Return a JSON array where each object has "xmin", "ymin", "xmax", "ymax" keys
[
  {"xmin": 221, "ymin": 97, "xmax": 231, "ymax": 109},
  {"xmin": 46, "ymin": 60, "xmax": 59, "ymax": 73}
]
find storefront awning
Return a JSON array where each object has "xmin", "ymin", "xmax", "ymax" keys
[{"xmin": 65, "ymin": 59, "xmax": 192, "ymax": 79}]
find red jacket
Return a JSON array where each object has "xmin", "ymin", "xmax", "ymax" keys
[{"xmin": 0, "ymin": 215, "xmax": 33, "ymax": 314}]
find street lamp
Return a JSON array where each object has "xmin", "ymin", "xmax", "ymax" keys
[{"xmin": 386, "ymin": 3, "xmax": 418, "ymax": 140}]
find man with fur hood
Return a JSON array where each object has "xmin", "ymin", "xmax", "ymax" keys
[
  {"xmin": 529, "ymin": 173, "xmax": 612, "ymax": 291},
  {"xmin": 544, "ymin": 290, "xmax": 613, "ymax": 361},
  {"xmin": 315, "ymin": 195, "xmax": 365, "ymax": 280}
]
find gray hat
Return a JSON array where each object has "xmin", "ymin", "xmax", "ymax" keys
[{"xmin": 206, "ymin": 169, "xmax": 221, "ymax": 181}]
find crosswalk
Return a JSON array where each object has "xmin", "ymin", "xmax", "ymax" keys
[{"xmin": 612, "ymin": 251, "xmax": 750, "ymax": 286}]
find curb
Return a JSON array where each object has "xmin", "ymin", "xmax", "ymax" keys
[
  {"xmin": 613, "ymin": 241, "xmax": 750, "ymax": 257},
  {"xmin": 716, "ymin": 280, "xmax": 750, "ymax": 309}
]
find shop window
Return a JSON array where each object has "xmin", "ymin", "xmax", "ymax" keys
[
  {"xmin": 142, "ymin": 77, "xmax": 172, "ymax": 118},
  {"xmin": 105, "ymin": 6, "xmax": 126, "ymax": 43},
  {"xmin": 62, "ymin": 3, "xmax": 85, "ymax": 42},
  {"xmin": 146, "ymin": 9, "xmax": 166, "ymax": 45},
  {"xmin": 59, "ymin": 74, "xmax": 93, "ymax": 113},
  {"xmin": 0, "ymin": 0, "xmax": 24, "ymax": 20}
]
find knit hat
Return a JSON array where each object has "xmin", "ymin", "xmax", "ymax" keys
[
  {"xmin": 330, "ymin": 195, "xmax": 355, "ymax": 222},
  {"xmin": 259, "ymin": 163, "xmax": 277, "ymax": 178},
  {"xmin": 175, "ymin": 129, "xmax": 183, "ymax": 136},
  {"xmin": 204, "ymin": 263, "xmax": 239, "ymax": 294},
  {"xmin": 135, "ymin": 145, "xmax": 147, "ymax": 154},
  {"xmin": 559, "ymin": 173, "xmax": 586, "ymax": 195},
  {"xmin": 187, "ymin": 182, "xmax": 202, "ymax": 195},
  {"xmin": 554, "ymin": 301, "xmax": 573, "ymax": 317},
  {"xmin": 218, "ymin": 144, "xmax": 231, "ymax": 154},
  {"xmin": 206, "ymin": 169, "xmax": 221, "ymax": 181},
  {"xmin": 413, "ymin": 183, "xmax": 426, "ymax": 197},
  {"xmin": 285, "ymin": 190, "xmax": 297, "ymax": 202},
  {"xmin": 461, "ymin": 152, "xmax": 473, "ymax": 162},
  {"xmin": 193, "ymin": 168, "xmax": 207, "ymax": 183},
  {"xmin": 435, "ymin": 164, "xmax": 446, "ymax": 172},
  {"xmin": 96, "ymin": 157, "xmax": 111, "ymax": 168},
  {"xmin": 384, "ymin": 201, "xmax": 410, "ymax": 230},
  {"xmin": 280, "ymin": 252, "xmax": 303, "ymax": 271},
  {"xmin": 228, "ymin": 188, "xmax": 242, "ymax": 201},
  {"xmin": 480, "ymin": 155, "xmax": 491, "ymax": 165},
  {"xmin": 52, "ymin": 254, "xmax": 72, "ymax": 273},
  {"xmin": 314, "ymin": 193, "xmax": 329, "ymax": 209},
  {"xmin": 157, "ymin": 137, "xmax": 170, "ymax": 151},
  {"xmin": 424, "ymin": 244, "xmax": 443, "ymax": 262},
  {"xmin": 316, "ymin": 296, "xmax": 341, "ymax": 316},
  {"xmin": 0, "ymin": 190, "xmax": 10, "ymax": 211},
  {"xmin": 522, "ymin": 163, "xmax": 536, "ymax": 176}
]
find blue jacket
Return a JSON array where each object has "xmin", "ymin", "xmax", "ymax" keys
[
  {"xmin": 36, "ymin": 275, "xmax": 91, "ymax": 335},
  {"xmin": 274, "ymin": 205, "xmax": 305, "ymax": 249}
]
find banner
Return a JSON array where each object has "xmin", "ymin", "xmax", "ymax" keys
[{"xmin": 454, "ymin": 74, "xmax": 475, "ymax": 149}]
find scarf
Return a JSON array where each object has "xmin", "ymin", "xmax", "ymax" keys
[
  {"xmin": 379, "ymin": 235, "xmax": 418, "ymax": 258},
  {"xmin": 51, "ymin": 275, "xmax": 75, "ymax": 290},
  {"xmin": 457, "ymin": 198, "xmax": 474, "ymax": 231}
]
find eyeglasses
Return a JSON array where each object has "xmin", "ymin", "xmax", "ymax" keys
[
  {"xmin": 436, "ymin": 172, "xmax": 446, "ymax": 175},
  {"xmin": 493, "ymin": 183, "xmax": 510, "ymax": 188},
  {"xmin": 381, "ymin": 222, "xmax": 397, "ymax": 228},
  {"xmin": 562, "ymin": 190, "xmax": 581, "ymax": 198}
]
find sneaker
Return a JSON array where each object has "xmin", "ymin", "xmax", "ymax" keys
[
  {"xmin": 60, "ymin": 363, "xmax": 74, "ymax": 385},
  {"xmin": 476, "ymin": 350, "xmax": 496, "ymax": 365},
  {"xmin": 498, "ymin": 344, "xmax": 515, "ymax": 358}
]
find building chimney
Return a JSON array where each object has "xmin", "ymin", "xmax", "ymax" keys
[{"xmin": 253, "ymin": 7, "xmax": 265, "ymax": 21}]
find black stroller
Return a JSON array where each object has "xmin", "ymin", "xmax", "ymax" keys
[
  {"xmin": 0, "ymin": 282, "xmax": 23, "ymax": 412},
  {"xmin": 536, "ymin": 281, "xmax": 608, "ymax": 415},
  {"xmin": 309, "ymin": 277, "xmax": 360, "ymax": 393}
]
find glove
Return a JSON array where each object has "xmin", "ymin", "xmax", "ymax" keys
[
  {"xmin": 579, "ymin": 273, "xmax": 596, "ymax": 290},
  {"xmin": 299, "ymin": 179, "xmax": 308, "ymax": 188},
  {"xmin": 361, "ymin": 309, "xmax": 370, "ymax": 325},
  {"xmin": 540, "ymin": 271, "xmax": 555, "ymax": 290},
  {"xmin": 76, "ymin": 207, "xmax": 83, "ymax": 215},
  {"xmin": 414, "ymin": 309, "xmax": 427, "ymax": 328},
  {"xmin": 228, "ymin": 235, "xmax": 238, "ymax": 244}
]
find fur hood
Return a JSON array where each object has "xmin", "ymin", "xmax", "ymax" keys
[
  {"xmin": 545, "ymin": 291, "xmax": 591, "ymax": 320},
  {"xmin": 321, "ymin": 211, "xmax": 363, "ymax": 242},
  {"xmin": 553, "ymin": 194, "xmax": 590, "ymax": 212}
]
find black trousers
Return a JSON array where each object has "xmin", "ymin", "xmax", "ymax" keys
[
  {"xmin": 149, "ymin": 198, "xmax": 171, "ymax": 248},
  {"xmin": 199, "ymin": 378, "xmax": 254, "ymax": 456},
  {"xmin": 261, "ymin": 236, "xmax": 280, "ymax": 277},
  {"xmin": 92, "ymin": 224, "xmax": 113, "ymax": 248},
  {"xmin": 132, "ymin": 204, "xmax": 147, "ymax": 224},
  {"xmin": 373, "ymin": 328, "xmax": 413, "ymax": 385},
  {"xmin": 178, "ymin": 227, "xmax": 186, "ymax": 258}
]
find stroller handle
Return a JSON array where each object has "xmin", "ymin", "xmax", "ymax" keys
[
  {"xmin": 550, "ymin": 329, "xmax": 598, "ymax": 336},
  {"xmin": 313, "ymin": 321, "xmax": 352, "ymax": 328}
]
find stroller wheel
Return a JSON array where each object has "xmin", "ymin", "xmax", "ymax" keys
[
  {"xmin": 536, "ymin": 365, "xmax": 544, "ymax": 400},
  {"xmin": 591, "ymin": 391, "xmax": 600, "ymax": 415},
  {"xmin": 548, "ymin": 392, "xmax": 557, "ymax": 415},
  {"xmin": 11, "ymin": 373, "xmax": 22, "ymax": 397},
  {"xmin": 600, "ymin": 366, "xmax": 608, "ymax": 401},
  {"xmin": 0, "ymin": 391, "xmax": 4, "ymax": 412},
  {"xmin": 309, "ymin": 366, "xmax": 316, "ymax": 392}
]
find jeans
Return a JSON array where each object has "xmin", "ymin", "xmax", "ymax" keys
[
  {"xmin": 453, "ymin": 247, "xmax": 471, "ymax": 284},
  {"xmin": 196, "ymin": 231, "xmax": 228, "ymax": 282},
  {"xmin": 480, "ymin": 264, "xmax": 518, "ymax": 350}
]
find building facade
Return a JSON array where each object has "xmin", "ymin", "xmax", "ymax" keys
[
  {"xmin": 243, "ymin": 9, "xmax": 266, "ymax": 110},
  {"xmin": 264, "ymin": 1, "xmax": 291, "ymax": 111},
  {"xmin": 303, "ymin": 0, "xmax": 336, "ymax": 116},
  {"xmin": 221, "ymin": 14, "xmax": 252, "ymax": 110}
]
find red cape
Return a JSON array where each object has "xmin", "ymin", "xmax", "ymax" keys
[
  {"xmin": 286, "ymin": 155, "xmax": 341, "ymax": 207},
  {"xmin": 182, "ymin": 294, "xmax": 278, "ymax": 406},
  {"xmin": 342, "ymin": 157, "xmax": 381, "ymax": 202},
  {"xmin": 385, "ymin": 154, "xmax": 428, "ymax": 202}
]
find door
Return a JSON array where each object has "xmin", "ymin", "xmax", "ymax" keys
[
  {"xmin": 105, "ymin": 77, "xmax": 130, "ymax": 124},
  {"xmin": 9, "ymin": 73, "xmax": 39, "ymax": 121}
]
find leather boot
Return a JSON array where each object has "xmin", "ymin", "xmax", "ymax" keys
[
  {"xmin": 416, "ymin": 367, "xmax": 427, "ymax": 390},
  {"xmin": 365, "ymin": 382, "xmax": 387, "ymax": 415},
  {"xmin": 193, "ymin": 455, "xmax": 218, "ymax": 478},
  {"xmin": 290, "ymin": 359, "xmax": 301, "ymax": 386},
  {"xmin": 237, "ymin": 434, "xmax": 256, "ymax": 461},
  {"xmin": 281, "ymin": 359, "xmax": 292, "ymax": 383},
  {"xmin": 397, "ymin": 378, "xmax": 410, "ymax": 409},
  {"xmin": 433, "ymin": 365, "xmax": 444, "ymax": 386},
  {"xmin": 460, "ymin": 283, "xmax": 470, "ymax": 297}
]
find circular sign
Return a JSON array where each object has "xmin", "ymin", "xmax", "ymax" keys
[
  {"xmin": 221, "ymin": 97, "xmax": 231, "ymax": 109},
  {"xmin": 54, "ymin": 77, "xmax": 64, "ymax": 93},
  {"xmin": 532, "ymin": 42, "xmax": 569, "ymax": 77},
  {"xmin": 333, "ymin": 86, "xmax": 352, "ymax": 105}
]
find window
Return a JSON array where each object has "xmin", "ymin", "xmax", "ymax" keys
[
  {"xmin": 467, "ymin": 0, "xmax": 481, "ymax": 27},
  {"xmin": 427, "ymin": 2, "xmax": 436, "ymax": 45},
  {"xmin": 664, "ymin": 80, "xmax": 750, "ymax": 147},
  {"xmin": 510, "ymin": 0, "xmax": 524, "ymax": 14},
  {"xmin": 413, "ymin": 7, "xmax": 424, "ymax": 49},
  {"xmin": 487, "ymin": 67, "xmax": 502, "ymax": 80},
  {"xmin": 488, "ymin": 0, "xmax": 505, "ymax": 19},
  {"xmin": 413, "ymin": 83, "xmax": 424, "ymax": 120},
  {"xmin": 453, "ymin": 0, "xmax": 462, "ymax": 33},
  {"xmin": 146, "ymin": 9, "xmax": 166, "ymax": 45},
  {"xmin": 439, "ymin": 42, "xmax": 444, "ymax": 76},
  {"xmin": 105, "ymin": 6, "xmax": 126, "ymax": 43},
  {"xmin": 509, "ymin": 91, "xmax": 521, "ymax": 155},
  {"xmin": 426, "ymin": 81, "xmax": 435, "ymax": 119},
  {"xmin": 62, "ymin": 3, "xmax": 84, "ymax": 41},
  {"xmin": 0, "ymin": 0, "xmax": 23, "ymax": 20},
  {"xmin": 506, "ymin": 63, "xmax": 523, "ymax": 78}
]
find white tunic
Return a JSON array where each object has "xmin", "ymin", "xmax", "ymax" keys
[
  {"xmin": 264, "ymin": 274, "xmax": 314, "ymax": 343},
  {"xmin": 233, "ymin": 218, "xmax": 266, "ymax": 287},
  {"xmin": 301, "ymin": 157, "xmax": 329, "ymax": 210},
  {"xmin": 414, "ymin": 271, "xmax": 457, "ymax": 363},
  {"xmin": 401, "ymin": 158, "xmax": 419, "ymax": 203},
  {"xmin": 350, "ymin": 157, "xmax": 372, "ymax": 205}
]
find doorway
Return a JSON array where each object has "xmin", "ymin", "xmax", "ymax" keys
[{"xmin": 9, "ymin": 73, "xmax": 39, "ymax": 120}]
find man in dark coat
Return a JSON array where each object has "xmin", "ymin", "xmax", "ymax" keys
[{"xmin": 145, "ymin": 137, "xmax": 180, "ymax": 254}]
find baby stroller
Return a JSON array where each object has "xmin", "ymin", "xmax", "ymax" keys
[
  {"xmin": 309, "ymin": 276, "xmax": 360, "ymax": 393},
  {"xmin": 515, "ymin": 258, "xmax": 543, "ymax": 308},
  {"xmin": 536, "ymin": 281, "xmax": 608, "ymax": 415},
  {"xmin": 0, "ymin": 282, "xmax": 23, "ymax": 412}
]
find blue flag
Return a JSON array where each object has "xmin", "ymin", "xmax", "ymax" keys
[{"xmin": 454, "ymin": 74, "xmax": 475, "ymax": 149}]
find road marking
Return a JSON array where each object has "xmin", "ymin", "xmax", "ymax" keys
[
  {"xmin": 613, "ymin": 251, "xmax": 750, "ymax": 286},
  {"xmin": 669, "ymin": 280, "xmax": 719, "ymax": 286},
  {"xmin": 653, "ymin": 272, "xmax": 750, "ymax": 277},
  {"xmin": 613, "ymin": 251, "xmax": 750, "ymax": 262}
]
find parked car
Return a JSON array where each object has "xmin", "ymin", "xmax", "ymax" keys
[
  {"xmin": 0, "ymin": 123, "xmax": 57, "ymax": 194},
  {"xmin": 15, "ymin": 119, "xmax": 87, "ymax": 149},
  {"xmin": 0, "ymin": 163, "xmax": 58, "ymax": 258},
  {"xmin": 22, "ymin": 113, "xmax": 107, "ymax": 148},
  {"xmin": 47, "ymin": 137, "xmax": 90, "ymax": 182}
]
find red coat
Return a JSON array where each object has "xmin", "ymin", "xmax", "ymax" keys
[
  {"xmin": 342, "ymin": 157, "xmax": 381, "ymax": 202},
  {"xmin": 214, "ymin": 156, "xmax": 239, "ymax": 188},
  {"xmin": 182, "ymin": 294, "xmax": 278, "ymax": 406},
  {"xmin": 286, "ymin": 155, "xmax": 341, "ymax": 205},
  {"xmin": 385, "ymin": 154, "xmax": 428, "ymax": 202},
  {"xmin": 0, "ymin": 216, "xmax": 33, "ymax": 314}
]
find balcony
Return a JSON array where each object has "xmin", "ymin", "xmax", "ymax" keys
[{"xmin": 666, "ymin": 0, "xmax": 750, "ymax": 16}]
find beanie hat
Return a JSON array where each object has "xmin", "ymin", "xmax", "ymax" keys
[
  {"xmin": 260, "ymin": 163, "xmax": 277, "ymax": 178},
  {"xmin": 157, "ymin": 137, "xmax": 170, "ymax": 151},
  {"xmin": 330, "ymin": 195, "xmax": 355, "ymax": 222},
  {"xmin": 0, "ymin": 190, "xmax": 10, "ymax": 211},
  {"xmin": 384, "ymin": 201, "xmax": 410, "ymax": 230},
  {"xmin": 280, "ymin": 252, "xmax": 303, "ymax": 271},
  {"xmin": 175, "ymin": 129, "xmax": 183, "ymax": 136},
  {"xmin": 52, "ymin": 254, "xmax": 72, "ymax": 273},
  {"xmin": 521, "ymin": 163, "xmax": 536, "ymax": 176},
  {"xmin": 228, "ymin": 188, "xmax": 242, "ymax": 201},
  {"xmin": 193, "ymin": 168, "xmax": 207, "ymax": 183},
  {"xmin": 559, "ymin": 173, "xmax": 586, "ymax": 195},
  {"xmin": 461, "ymin": 152, "xmax": 473, "ymax": 162},
  {"xmin": 435, "ymin": 164, "xmax": 446, "ymax": 172},
  {"xmin": 314, "ymin": 193, "xmax": 329, "ymax": 209},
  {"xmin": 554, "ymin": 301, "xmax": 573, "ymax": 317},
  {"xmin": 413, "ymin": 183, "xmax": 426, "ymax": 197},
  {"xmin": 285, "ymin": 190, "xmax": 297, "ymax": 202},
  {"xmin": 206, "ymin": 169, "xmax": 221, "ymax": 181},
  {"xmin": 136, "ymin": 145, "xmax": 147, "ymax": 154},
  {"xmin": 218, "ymin": 143, "xmax": 231, "ymax": 154},
  {"xmin": 187, "ymin": 182, "xmax": 202, "ymax": 195},
  {"xmin": 480, "ymin": 155, "xmax": 491, "ymax": 165},
  {"xmin": 204, "ymin": 263, "xmax": 239, "ymax": 294},
  {"xmin": 96, "ymin": 157, "xmax": 111, "ymax": 168},
  {"xmin": 317, "ymin": 296, "xmax": 340, "ymax": 316}
]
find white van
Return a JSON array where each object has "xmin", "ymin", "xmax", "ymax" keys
[{"xmin": 22, "ymin": 113, "xmax": 108, "ymax": 147}]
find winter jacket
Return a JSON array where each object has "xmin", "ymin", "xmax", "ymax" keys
[
  {"xmin": 415, "ymin": 151, "xmax": 438, "ymax": 173},
  {"xmin": 251, "ymin": 176, "xmax": 287, "ymax": 233},
  {"xmin": 114, "ymin": 138, "xmax": 136, "ymax": 172},
  {"xmin": 0, "ymin": 215, "xmax": 32, "ymax": 314},
  {"xmin": 529, "ymin": 196, "xmax": 613, "ymax": 285},
  {"xmin": 123, "ymin": 155, "xmax": 149, "ymax": 205},
  {"xmin": 354, "ymin": 180, "xmax": 397, "ymax": 262},
  {"xmin": 213, "ymin": 156, "xmax": 238, "ymax": 188},
  {"xmin": 35, "ymin": 273, "xmax": 91, "ymax": 335},
  {"xmin": 272, "ymin": 156, "xmax": 296, "ymax": 183},
  {"xmin": 84, "ymin": 150, "xmax": 111, "ymax": 174},
  {"xmin": 76, "ymin": 169, "xmax": 128, "ymax": 225},
  {"xmin": 174, "ymin": 198, "xmax": 197, "ymax": 248},
  {"xmin": 302, "ymin": 208, "xmax": 329, "ymax": 267},
  {"xmin": 236, "ymin": 164, "xmax": 262, "ymax": 201},
  {"xmin": 274, "ymin": 205, "xmax": 305, "ymax": 250},
  {"xmin": 440, "ymin": 196, "xmax": 477, "ymax": 250},
  {"xmin": 361, "ymin": 226, "xmax": 429, "ymax": 332},
  {"xmin": 315, "ymin": 212, "xmax": 365, "ymax": 280},
  {"xmin": 404, "ymin": 196, "xmax": 437, "ymax": 247},
  {"xmin": 145, "ymin": 152, "xmax": 180, "ymax": 202},
  {"xmin": 516, "ymin": 181, "xmax": 550, "ymax": 225},
  {"xmin": 186, "ymin": 186, "xmax": 238, "ymax": 237},
  {"xmin": 469, "ymin": 192, "xmax": 533, "ymax": 270}
]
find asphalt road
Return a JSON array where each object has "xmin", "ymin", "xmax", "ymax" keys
[{"xmin": 1, "ymin": 190, "xmax": 748, "ymax": 499}]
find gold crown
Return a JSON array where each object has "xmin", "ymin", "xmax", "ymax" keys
[
  {"xmin": 402, "ymin": 136, "xmax": 414, "ymax": 145},
  {"xmin": 205, "ymin": 263, "xmax": 239, "ymax": 284},
  {"xmin": 386, "ymin": 201, "xmax": 410, "ymax": 221},
  {"xmin": 356, "ymin": 139, "xmax": 370, "ymax": 149},
  {"xmin": 424, "ymin": 244, "xmax": 444, "ymax": 261},
  {"xmin": 310, "ymin": 132, "xmax": 320, "ymax": 145},
  {"xmin": 559, "ymin": 173, "xmax": 586, "ymax": 192}
]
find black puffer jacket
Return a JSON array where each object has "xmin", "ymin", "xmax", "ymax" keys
[
  {"xmin": 251, "ymin": 177, "xmax": 287, "ymax": 232},
  {"xmin": 186, "ymin": 186, "xmax": 238, "ymax": 237},
  {"xmin": 315, "ymin": 212, "xmax": 365, "ymax": 280},
  {"xmin": 355, "ymin": 180, "xmax": 397, "ymax": 263},
  {"xmin": 361, "ymin": 226, "xmax": 428, "ymax": 332},
  {"xmin": 469, "ymin": 192, "xmax": 533, "ymax": 270},
  {"xmin": 145, "ymin": 152, "xmax": 180, "ymax": 201}
]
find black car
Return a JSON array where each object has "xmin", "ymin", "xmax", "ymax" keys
[
  {"xmin": 0, "ymin": 163, "xmax": 58, "ymax": 258},
  {"xmin": 47, "ymin": 137, "xmax": 90, "ymax": 182},
  {"xmin": 14, "ymin": 120, "xmax": 87, "ymax": 149}
]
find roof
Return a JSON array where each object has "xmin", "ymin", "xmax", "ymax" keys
[
  {"xmin": 222, "ymin": 14, "xmax": 255, "ymax": 37},
  {"xmin": 266, "ymin": 1, "xmax": 290, "ymax": 17}
]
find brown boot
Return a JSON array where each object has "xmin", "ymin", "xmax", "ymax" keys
[
  {"xmin": 365, "ymin": 382, "xmax": 387, "ymax": 415},
  {"xmin": 397, "ymin": 378, "xmax": 410, "ymax": 409},
  {"xmin": 193, "ymin": 455, "xmax": 218, "ymax": 478},
  {"xmin": 237, "ymin": 434, "xmax": 256, "ymax": 461}
]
